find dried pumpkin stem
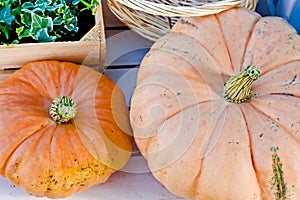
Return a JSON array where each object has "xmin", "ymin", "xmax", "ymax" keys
[
  {"xmin": 222, "ymin": 65, "xmax": 261, "ymax": 104},
  {"xmin": 49, "ymin": 96, "xmax": 77, "ymax": 124}
]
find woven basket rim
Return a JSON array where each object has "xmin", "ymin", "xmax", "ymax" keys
[
  {"xmin": 113, "ymin": 0, "xmax": 258, "ymax": 17},
  {"xmin": 107, "ymin": 0, "xmax": 259, "ymax": 41}
]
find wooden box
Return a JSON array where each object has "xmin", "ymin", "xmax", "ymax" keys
[{"xmin": 0, "ymin": 2, "xmax": 106, "ymax": 83}]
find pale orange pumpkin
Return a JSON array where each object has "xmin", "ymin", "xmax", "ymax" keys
[
  {"xmin": 0, "ymin": 61, "xmax": 132, "ymax": 198},
  {"xmin": 130, "ymin": 8, "xmax": 300, "ymax": 200}
]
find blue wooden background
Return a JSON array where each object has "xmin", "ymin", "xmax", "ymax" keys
[{"xmin": 256, "ymin": 0, "xmax": 300, "ymax": 33}]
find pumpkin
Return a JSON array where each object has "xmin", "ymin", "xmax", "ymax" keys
[
  {"xmin": 130, "ymin": 7, "xmax": 300, "ymax": 200},
  {"xmin": 0, "ymin": 61, "xmax": 132, "ymax": 198}
]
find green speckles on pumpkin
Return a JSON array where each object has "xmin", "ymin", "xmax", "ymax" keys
[
  {"xmin": 47, "ymin": 161, "xmax": 111, "ymax": 193},
  {"xmin": 179, "ymin": 19, "xmax": 196, "ymax": 27},
  {"xmin": 256, "ymin": 28, "xmax": 265, "ymax": 35},
  {"xmin": 270, "ymin": 146, "xmax": 287, "ymax": 200}
]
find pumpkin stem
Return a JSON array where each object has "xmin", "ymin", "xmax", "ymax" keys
[
  {"xmin": 222, "ymin": 65, "xmax": 260, "ymax": 104},
  {"xmin": 270, "ymin": 146, "xmax": 287, "ymax": 200},
  {"xmin": 49, "ymin": 96, "xmax": 77, "ymax": 124}
]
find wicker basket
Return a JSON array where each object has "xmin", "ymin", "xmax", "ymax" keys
[
  {"xmin": 107, "ymin": 0, "xmax": 259, "ymax": 41},
  {"xmin": 0, "ymin": 2, "xmax": 106, "ymax": 83}
]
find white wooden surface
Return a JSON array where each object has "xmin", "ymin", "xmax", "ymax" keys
[
  {"xmin": 0, "ymin": 162, "xmax": 182, "ymax": 200},
  {"xmin": 0, "ymin": 2, "xmax": 185, "ymax": 199},
  {"xmin": 0, "ymin": 152, "xmax": 182, "ymax": 200}
]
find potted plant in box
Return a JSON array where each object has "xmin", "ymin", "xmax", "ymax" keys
[{"xmin": 0, "ymin": 0, "xmax": 105, "ymax": 75}]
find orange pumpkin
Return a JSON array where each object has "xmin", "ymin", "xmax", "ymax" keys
[
  {"xmin": 0, "ymin": 61, "xmax": 132, "ymax": 198},
  {"xmin": 130, "ymin": 8, "xmax": 300, "ymax": 200}
]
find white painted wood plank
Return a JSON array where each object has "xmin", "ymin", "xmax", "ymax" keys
[
  {"xmin": 105, "ymin": 30, "xmax": 153, "ymax": 67},
  {"xmin": 104, "ymin": 67, "xmax": 138, "ymax": 106},
  {"xmin": 0, "ymin": 154, "xmax": 183, "ymax": 200},
  {"xmin": 0, "ymin": 170, "xmax": 183, "ymax": 200},
  {"xmin": 0, "ymin": 172, "xmax": 183, "ymax": 200}
]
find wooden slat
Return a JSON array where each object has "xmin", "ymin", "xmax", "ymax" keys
[
  {"xmin": 0, "ymin": 70, "xmax": 14, "ymax": 83},
  {"xmin": 105, "ymin": 29, "xmax": 153, "ymax": 67},
  {"xmin": 0, "ymin": 167, "xmax": 183, "ymax": 200},
  {"xmin": 0, "ymin": 41, "xmax": 102, "ymax": 70}
]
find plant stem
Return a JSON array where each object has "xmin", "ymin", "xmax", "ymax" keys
[
  {"xmin": 49, "ymin": 96, "xmax": 77, "ymax": 125},
  {"xmin": 80, "ymin": 0, "xmax": 92, "ymax": 9},
  {"xmin": 222, "ymin": 65, "xmax": 260, "ymax": 104}
]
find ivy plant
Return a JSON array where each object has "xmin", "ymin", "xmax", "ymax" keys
[{"xmin": 0, "ymin": 0, "xmax": 99, "ymax": 44}]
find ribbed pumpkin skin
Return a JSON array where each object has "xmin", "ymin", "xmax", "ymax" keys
[
  {"xmin": 130, "ymin": 8, "xmax": 300, "ymax": 200},
  {"xmin": 0, "ymin": 61, "xmax": 132, "ymax": 198}
]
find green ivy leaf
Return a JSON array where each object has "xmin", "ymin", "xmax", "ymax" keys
[
  {"xmin": 22, "ymin": 7, "xmax": 43, "ymax": 14},
  {"xmin": 11, "ymin": 39, "xmax": 19, "ymax": 44},
  {"xmin": 16, "ymin": 26, "xmax": 23, "ymax": 35},
  {"xmin": 35, "ymin": 0, "xmax": 52, "ymax": 4},
  {"xmin": 64, "ymin": 23, "xmax": 78, "ymax": 32},
  {"xmin": 19, "ymin": 28, "xmax": 31, "ymax": 39},
  {"xmin": 22, "ymin": 2, "xmax": 44, "ymax": 14},
  {"xmin": 63, "ymin": 9, "xmax": 77, "ymax": 25},
  {"xmin": 16, "ymin": 26, "xmax": 31, "ymax": 40},
  {"xmin": 1, "ymin": 0, "xmax": 97, "ymax": 44},
  {"xmin": 21, "ymin": 2, "xmax": 35, "ymax": 9},
  {"xmin": 34, "ymin": 28, "xmax": 56, "ymax": 42},
  {"xmin": 35, "ymin": 0, "xmax": 52, "ymax": 12},
  {"xmin": 53, "ymin": 16, "xmax": 63, "ymax": 25},
  {"xmin": 12, "ymin": 6, "xmax": 22, "ymax": 16},
  {"xmin": 72, "ymin": 0, "xmax": 80, "ymax": 5},
  {"xmin": 0, "ymin": 24, "xmax": 10, "ymax": 39},
  {"xmin": 30, "ymin": 12, "xmax": 53, "ymax": 34},
  {"xmin": 46, "ymin": 3, "xmax": 63, "ymax": 12},
  {"xmin": 21, "ymin": 13, "xmax": 32, "ymax": 27},
  {"xmin": 0, "ymin": 6, "xmax": 15, "ymax": 25}
]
